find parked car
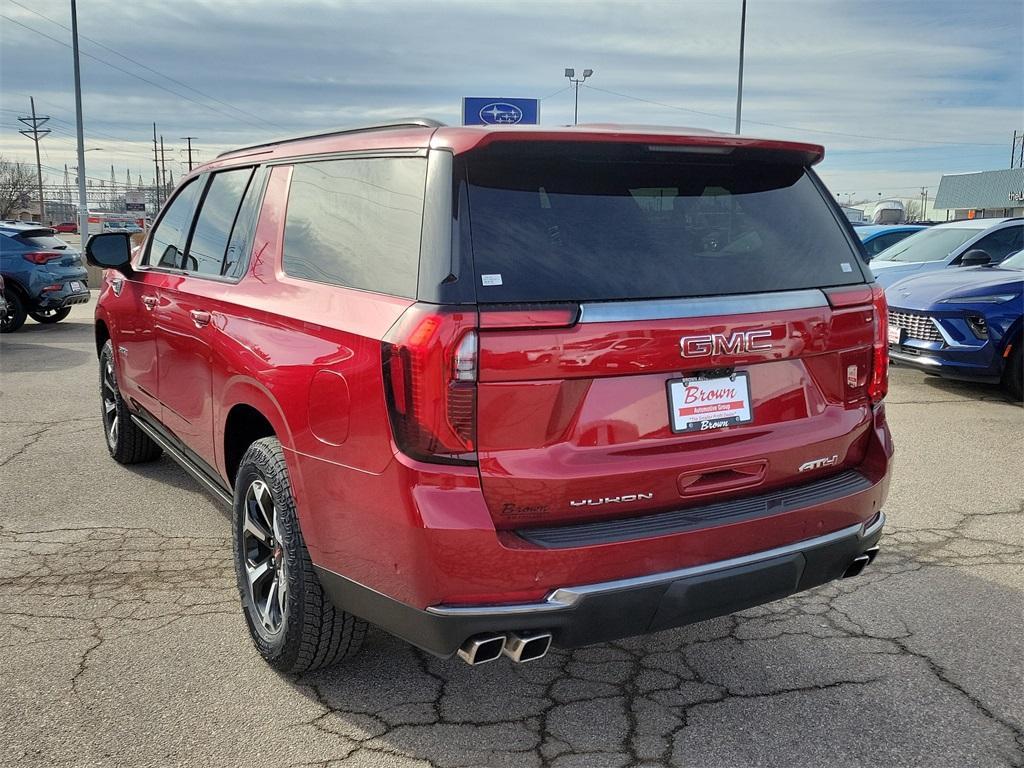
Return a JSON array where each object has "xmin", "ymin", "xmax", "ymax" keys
[
  {"xmin": 0, "ymin": 223, "xmax": 90, "ymax": 332},
  {"xmin": 886, "ymin": 248, "xmax": 1023, "ymax": 398},
  {"xmin": 871, "ymin": 217, "xmax": 1023, "ymax": 287},
  {"xmin": 0, "ymin": 275, "xmax": 8, "ymax": 331},
  {"xmin": 53, "ymin": 222, "xmax": 78, "ymax": 234},
  {"xmin": 856, "ymin": 224, "xmax": 927, "ymax": 260},
  {"xmin": 87, "ymin": 120, "xmax": 891, "ymax": 672}
]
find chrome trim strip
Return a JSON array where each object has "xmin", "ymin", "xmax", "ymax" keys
[
  {"xmin": 578, "ymin": 289, "xmax": 829, "ymax": 323},
  {"xmin": 130, "ymin": 415, "xmax": 234, "ymax": 507},
  {"xmin": 427, "ymin": 513, "xmax": 885, "ymax": 617},
  {"xmin": 861, "ymin": 511, "xmax": 886, "ymax": 539},
  {"xmin": 889, "ymin": 350, "xmax": 942, "ymax": 367}
]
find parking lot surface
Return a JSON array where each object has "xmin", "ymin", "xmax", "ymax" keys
[{"xmin": 1, "ymin": 304, "xmax": 1022, "ymax": 768}]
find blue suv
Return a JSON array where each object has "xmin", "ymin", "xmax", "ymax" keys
[
  {"xmin": 0, "ymin": 223, "xmax": 90, "ymax": 332},
  {"xmin": 886, "ymin": 248, "xmax": 1024, "ymax": 399}
]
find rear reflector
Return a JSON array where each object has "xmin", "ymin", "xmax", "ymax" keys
[{"xmin": 382, "ymin": 304, "xmax": 478, "ymax": 465}]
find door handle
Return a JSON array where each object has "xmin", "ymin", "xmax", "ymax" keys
[
  {"xmin": 190, "ymin": 310, "xmax": 212, "ymax": 328},
  {"xmin": 141, "ymin": 295, "xmax": 157, "ymax": 310}
]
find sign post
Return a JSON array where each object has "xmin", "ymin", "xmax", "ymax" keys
[{"xmin": 462, "ymin": 97, "xmax": 539, "ymax": 126}]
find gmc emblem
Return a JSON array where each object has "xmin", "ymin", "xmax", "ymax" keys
[{"xmin": 680, "ymin": 330, "xmax": 773, "ymax": 358}]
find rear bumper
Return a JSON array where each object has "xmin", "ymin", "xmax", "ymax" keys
[
  {"xmin": 36, "ymin": 286, "xmax": 90, "ymax": 310},
  {"xmin": 315, "ymin": 511, "xmax": 884, "ymax": 657}
]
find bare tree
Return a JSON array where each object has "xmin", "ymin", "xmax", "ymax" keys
[
  {"xmin": 0, "ymin": 156, "xmax": 36, "ymax": 219},
  {"xmin": 902, "ymin": 199, "xmax": 921, "ymax": 222}
]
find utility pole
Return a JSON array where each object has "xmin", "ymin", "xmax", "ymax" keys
[
  {"xmin": 160, "ymin": 135, "xmax": 168, "ymax": 200},
  {"xmin": 71, "ymin": 0, "xmax": 89, "ymax": 239},
  {"xmin": 919, "ymin": 187, "xmax": 927, "ymax": 221},
  {"xmin": 181, "ymin": 136, "xmax": 197, "ymax": 171},
  {"xmin": 152, "ymin": 123, "xmax": 162, "ymax": 207},
  {"xmin": 1013, "ymin": 131, "xmax": 1019, "ymax": 169},
  {"xmin": 18, "ymin": 98, "xmax": 50, "ymax": 224},
  {"xmin": 735, "ymin": 0, "xmax": 748, "ymax": 134}
]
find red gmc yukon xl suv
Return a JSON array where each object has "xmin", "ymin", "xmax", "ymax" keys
[{"xmin": 87, "ymin": 121, "xmax": 892, "ymax": 671}]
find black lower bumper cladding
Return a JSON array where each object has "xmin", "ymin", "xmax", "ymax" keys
[{"xmin": 315, "ymin": 512, "xmax": 885, "ymax": 658}]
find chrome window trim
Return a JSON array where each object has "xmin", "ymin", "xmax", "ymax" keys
[
  {"xmin": 578, "ymin": 288, "xmax": 829, "ymax": 323},
  {"xmin": 426, "ymin": 514, "xmax": 884, "ymax": 617}
]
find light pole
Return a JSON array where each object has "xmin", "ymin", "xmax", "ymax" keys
[
  {"xmin": 564, "ymin": 68, "xmax": 594, "ymax": 125},
  {"xmin": 71, "ymin": 0, "xmax": 89, "ymax": 241},
  {"xmin": 735, "ymin": 0, "xmax": 747, "ymax": 134}
]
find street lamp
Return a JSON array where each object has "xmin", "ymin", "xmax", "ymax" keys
[{"xmin": 564, "ymin": 68, "xmax": 594, "ymax": 125}]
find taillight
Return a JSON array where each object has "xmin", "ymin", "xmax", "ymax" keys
[
  {"xmin": 382, "ymin": 304, "xmax": 478, "ymax": 465},
  {"xmin": 869, "ymin": 284, "xmax": 889, "ymax": 403},
  {"xmin": 22, "ymin": 251, "xmax": 63, "ymax": 264}
]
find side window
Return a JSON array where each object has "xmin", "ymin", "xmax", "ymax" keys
[
  {"xmin": 970, "ymin": 226, "xmax": 1024, "ymax": 262},
  {"xmin": 867, "ymin": 232, "xmax": 902, "ymax": 255},
  {"xmin": 282, "ymin": 157, "xmax": 426, "ymax": 297},
  {"xmin": 222, "ymin": 169, "xmax": 265, "ymax": 278},
  {"xmin": 186, "ymin": 168, "xmax": 255, "ymax": 276},
  {"xmin": 147, "ymin": 178, "xmax": 202, "ymax": 269}
]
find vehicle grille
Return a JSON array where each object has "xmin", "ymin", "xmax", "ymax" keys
[{"xmin": 889, "ymin": 310, "xmax": 943, "ymax": 342}]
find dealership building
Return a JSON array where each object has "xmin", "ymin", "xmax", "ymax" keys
[{"xmin": 934, "ymin": 167, "xmax": 1024, "ymax": 220}]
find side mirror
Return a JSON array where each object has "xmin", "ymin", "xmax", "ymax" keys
[
  {"xmin": 960, "ymin": 249, "xmax": 991, "ymax": 267},
  {"xmin": 86, "ymin": 232, "xmax": 133, "ymax": 274}
]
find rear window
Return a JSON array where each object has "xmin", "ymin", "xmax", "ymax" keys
[
  {"xmin": 282, "ymin": 157, "xmax": 426, "ymax": 298},
  {"xmin": 13, "ymin": 232, "xmax": 70, "ymax": 250},
  {"xmin": 464, "ymin": 144, "xmax": 864, "ymax": 303}
]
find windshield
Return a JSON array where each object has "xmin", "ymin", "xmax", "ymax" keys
[
  {"xmin": 464, "ymin": 144, "xmax": 865, "ymax": 303},
  {"xmin": 874, "ymin": 226, "xmax": 982, "ymax": 264},
  {"xmin": 999, "ymin": 250, "xmax": 1024, "ymax": 270}
]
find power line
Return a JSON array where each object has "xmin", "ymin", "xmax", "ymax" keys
[
  {"xmin": 582, "ymin": 83, "xmax": 1005, "ymax": 148},
  {"xmin": 7, "ymin": 0, "xmax": 283, "ymax": 132},
  {"xmin": 1, "ymin": 14, "xmax": 275, "ymax": 133}
]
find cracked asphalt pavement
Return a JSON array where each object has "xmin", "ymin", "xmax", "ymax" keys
[{"xmin": 1, "ymin": 303, "xmax": 1022, "ymax": 768}]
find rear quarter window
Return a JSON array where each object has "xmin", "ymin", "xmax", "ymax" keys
[
  {"xmin": 282, "ymin": 157, "xmax": 426, "ymax": 298},
  {"xmin": 463, "ymin": 144, "xmax": 865, "ymax": 303}
]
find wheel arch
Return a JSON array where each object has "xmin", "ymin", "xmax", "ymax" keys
[
  {"xmin": 220, "ymin": 379, "xmax": 293, "ymax": 487},
  {"xmin": 95, "ymin": 318, "xmax": 111, "ymax": 357}
]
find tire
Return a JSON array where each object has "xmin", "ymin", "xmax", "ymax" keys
[
  {"xmin": 29, "ymin": 307, "xmax": 72, "ymax": 324},
  {"xmin": 1, "ymin": 288, "xmax": 26, "ymax": 333},
  {"xmin": 233, "ymin": 437, "xmax": 366, "ymax": 673},
  {"xmin": 1003, "ymin": 342, "xmax": 1023, "ymax": 401},
  {"xmin": 99, "ymin": 340, "xmax": 163, "ymax": 463}
]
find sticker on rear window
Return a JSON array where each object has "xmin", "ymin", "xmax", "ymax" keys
[
  {"xmin": 840, "ymin": 262, "xmax": 853, "ymax": 273},
  {"xmin": 481, "ymin": 273, "xmax": 503, "ymax": 286}
]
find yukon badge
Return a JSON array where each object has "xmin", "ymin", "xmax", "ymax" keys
[
  {"xmin": 799, "ymin": 455, "xmax": 839, "ymax": 472},
  {"xmin": 570, "ymin": 493, "xmax": 654, "ymax": 508},
  {"xmin": 680, "ymin": 330, "xmax": 773, "ymax": 358}
]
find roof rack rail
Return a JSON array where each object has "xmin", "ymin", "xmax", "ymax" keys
[{"xmin": 217, "ymin": 118, "xmax": 446, "ymax": 158}]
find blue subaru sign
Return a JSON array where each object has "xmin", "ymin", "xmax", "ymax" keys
[{"xmin": 462, "ymin": 97, "xmax": 540, "ymax": 126}]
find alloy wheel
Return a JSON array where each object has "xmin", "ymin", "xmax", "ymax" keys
[
  {"xmin": 101, "ymin": 357, "xmax": 119, "ymax": 450},
  {"xmin": 242, "ymin": 479, "xmax": 287, "ymax": 634}
]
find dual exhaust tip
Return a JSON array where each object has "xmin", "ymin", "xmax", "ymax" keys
[
  {"xmin": 843, "ymin": 545, "xmax": 880, "ymax": 579},
  {"xmin": 457, "ymin": 630, "xmax": 552, "ymax": 666}
]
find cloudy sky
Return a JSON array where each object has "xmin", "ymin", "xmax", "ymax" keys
[{"xmin": 1, "ymin": 0, "xmax": 1021, "ymax": 203}]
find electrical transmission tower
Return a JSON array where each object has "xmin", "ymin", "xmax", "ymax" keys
[{"xmin": 18, "ymin": 97, "xmax": 50, "ymax": 223}]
